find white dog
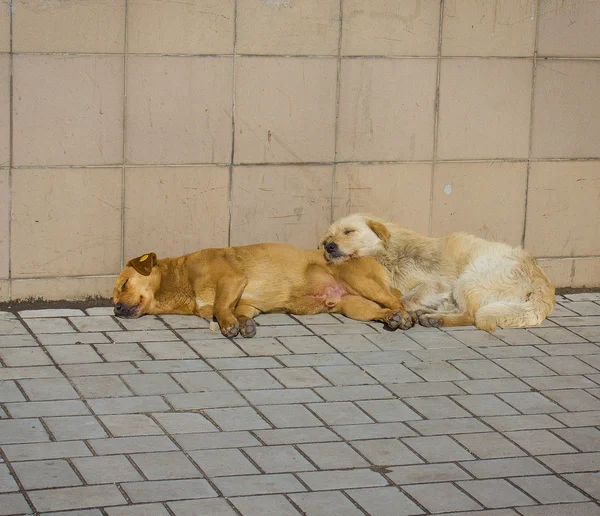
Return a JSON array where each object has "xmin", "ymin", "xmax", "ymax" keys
[{"xmin": 320, "ymin": 214, "xmax": 555, "ymax": 331}]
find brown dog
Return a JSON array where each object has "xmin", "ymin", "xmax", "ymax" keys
[{"xmin": 113, "ymin": 243, "xmax": 413, "ymax": 338}]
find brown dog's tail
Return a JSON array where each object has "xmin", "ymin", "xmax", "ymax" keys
[{"xmin": 474, "ymin": 265, "xmax": 555, "ymax": 332}]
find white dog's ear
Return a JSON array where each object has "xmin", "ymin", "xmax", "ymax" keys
[{"xmin": 366, "ymin": 220, "xmax": 390, "ymax": 248}]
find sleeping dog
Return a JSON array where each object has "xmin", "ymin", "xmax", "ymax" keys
[{"xmin": 113, "ymin": 243, "xmax": 413, "ymax": 338}]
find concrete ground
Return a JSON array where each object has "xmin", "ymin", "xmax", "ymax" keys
[{"xmin": 0, "ymin": 294, "xmax": 599, "ymax": 516}]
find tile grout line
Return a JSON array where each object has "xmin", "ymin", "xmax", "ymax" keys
[
  {"xmin": 119, "ymin": 0, "xmax": 129, "ymax": 269},
  {"xmin": 7, "ymin": 0, "xmax": 13, "ymax": 299},
  {"xmin": 227, "ymin": 0, "xmax": 238, "ymax": 247},
  {"xmin": 522, "ymin": 0, "xmax": 541, "ymax": 249}
]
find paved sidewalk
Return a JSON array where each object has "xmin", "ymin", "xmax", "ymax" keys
[{"xmin": 0, "ymin": 294, "xmax": 599, "ymax": 515}]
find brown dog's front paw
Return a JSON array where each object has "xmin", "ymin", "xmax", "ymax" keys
[
  {"xmin": 240, "ymin": 318, "xmax": 257, "ymax": 338},
  {"xmin": 418, "ymin": 313, "xmax": 443, "ymax": 328},
  {"xmin": 221, "ymin": 320, "xmax": 240, "ymax": 338},
  {"xmin": 387, "ymin": 311, "xmax": 414, "ymax": 331}
]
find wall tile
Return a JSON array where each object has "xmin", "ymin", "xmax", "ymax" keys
[
  {"xmin": 341, "ymin": 0, "xmax": 440, "ymax": 56},
  {"xmin": 572, "ymin": 258, "xmax": 600, "ymax": 288},
  {"xmin": 12, "ymin": 0, "xmax": 125, "ymax": 53},
  {"xmin": 336, "ymin": 58, "xmax": 436, "ymax": 161},
  {"xmin": 124, "ymin": 166, "xmax": 229, "ymax": 260},
  {"xmin": 0, "ymin": 54, "xmax": 8, "ymax": 167},
  {"xmin": 0, "ymin": 168, "xmax": 7, "ymax": 278},
  {"xmin": 127, "ymin": 0, "xmax": 234, "ymax": 54},
  {"xmin": 437, "ymin": 58, "xmax": 532, "ymax": 160},
  {"xmin": 13, "ymin": 55, "xmax": 124, "ymax": 166},
  {"xmin": 538, "ymin": 258, "xmax": 600, "ymax": 289},
  {"xmin": 0, "ymin": 280, "xmax": 8, "ymax": 301},
  {"xmin": 234, "ymin": 57, "xmax": 337, "ymax": 164},
  {"xmin": 11, "ymin": 168, "xmax": 122, "ymax": 278},
  {"xmin": 538, "ymin": 0, "xmax": 600, "ymax": 57},
  {"xmin": 525, "ymin": 161, "xmax": 600, "ymax": 257},
  {"xmin": 531, "ymin": 60, "xmax": 600, "ymax": 158},
  {"xmin": 11, "ymin": 276, "xmax": 116, "ymax": 301},
  {"xmin": 333, "ymin": 163, "xmax": 431, "ymax": 235},
  {"xmin": 237, "ymin": 0, "xmax": 339, "ymax": 55},
  {"xmin": 125, "ymin": 56, "xmax": 232, "ymax": 165},
  {"xmin": 442, "ymin": 0, "xmax": 535, "ymax": 56},
  {"xmin": 0, "ymin": 0, "xmax": 9, "ymax": 52},
  {"xmin": 431, "ymin": 162, "xmax": 527, "ymax": 246},
  {"xmin": 230, "ymin": 165, "xmax": 332, "ymax": 248}
]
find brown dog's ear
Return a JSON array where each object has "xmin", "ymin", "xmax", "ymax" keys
[
  {"xmin": 127, "ymin": 252, "xmax": 157, "ymax": 276},
  {"xmin": 366, "ymin": 220, "xmax": 391, "ymax": 248}
]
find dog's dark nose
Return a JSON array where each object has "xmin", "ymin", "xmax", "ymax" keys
[
  {"xmin": 325, "ymin": 242, "xmax": 338, "ymax": 254},
  {"xmin": 114, "ymin": 303, "xmax": 123, "ymax": 314}
]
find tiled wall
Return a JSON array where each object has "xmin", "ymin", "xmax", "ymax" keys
[{"xmin": 1, "ymin": 0, "xmax": 599, "ymax": 300}]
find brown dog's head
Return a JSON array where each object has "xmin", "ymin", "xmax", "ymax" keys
[
  {"xmin": 113, "ymin": 253, "xmax": 159, "ymax": 318},
  {"xmin": 320, "ymin": 214, "xmax": 390, "ymax": 264}
]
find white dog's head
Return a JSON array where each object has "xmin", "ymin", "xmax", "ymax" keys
[{"xmin": 319, "ymin": 213, "xmax": 391, "ymax": 264}]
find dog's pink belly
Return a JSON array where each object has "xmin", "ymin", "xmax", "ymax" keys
[{"xmin": 310, "ymin": 283, "xmax": 348, "ymax": 307}]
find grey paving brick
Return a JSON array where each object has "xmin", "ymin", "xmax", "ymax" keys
[
  {"xmin": 88, "ymin": 435, "xmax": 178, "ymax": 455},
  {"xmin": 188, "ymin": 339, "xmax": 245, "ymax": 358},
  {"xmin": 457, "ymin": 479, "xmax": 535, "ymax": 508},
  {"xmin": 106, "ymin": 504, "xmax": 170, "ymax": 516},
  {"xmin": 37, "ymin": 332, "xmax": 110, "ymax": 345},
  {"xmin": 7, "ymin": 399, "xmax": 90, "ymax": 418},
  {"xmin": 208, "ymin": 357, "xmax": 282, "ymax": 370},
  {"xmin": 213, "ymin": 473, "xmax": 306, "ymax": 496},
  {"xmin": 221, "ymin": 369, "xmax": 283, "ymax": 390},
  {"xmin": 293, "ymin": 313, "xmax": 340, "ymax": 324},
  {"xmin": 572, "ymin": 326, "xmax": 600, "ymax": 341},
  {"xmin": 204, "ymin": 407, "xmax": 271, "ymax": 431},
  {"xmin": 0, "ymin": 493, "xmax": 31, "ymax": 515},
  {"xmin": 347, "ymin": 486, "xmax": 425, "ymax": 516},
  {"xmin": 257, "ymin": 404, "xmax": 323, "ymax": 428},
  {"xmin": 387, "ymin": 463, "xmax": 471, "ymax": 485},
  {"xmin": 552, "ymin": 316, "xmax": 600, "ymax": 326},
  {"xmin": 451, "ymin": 394, "xmax": 519, "ymax": 416},
  {"xmin": 404, "ymin": 435, "xmax": 474, "ymax": 462},
  {"xmin": 242, "ymin": 388, "xmax": 321, "ymax": 405},
  {"xmin": 512, "ymin": 474, "xmax": 589, "ymax": 503},
  {"xmin": 480, "ymin": 346, "xmax": 546, "ymax": 358},
  {"xmin": 251, "ymin": 325, "xmax": 313, "ymax": 338},
  {"xmin": 189, "ymin": 448, "xmax": 260, "ymax": 477},
  {"xmin": 494, "ymin": 329, "xmax": 547, "ymax": 346},
  {"xmin": 120, "ymin": 316, "xmax": 169, "ymax": 331},
  {"xmin": 498, "ymin": 392, "xmax": 565, "ymax": 414},
  {"xmin": 309, "ymin": 323, "xmax": 377, "ymax": 335},
  {"xmin": 298, "ymin": 442, "xmax": 369, "ymax": 469},
  {"xmin": 244, "ymin": 445, "xmax": 315, "ymax": 473},
  {"xmin": 0, "ymin": 334, "xmax": 38, "ymax": 347},
  {"xmin": 72, "ymin": 455, "xmax": 144, "ymax": 484},
  {"xmin": 298, "ymin": 468, "xmax": 388, "ymax": 490},
  {"xmin": 563, "ymin": 472, "xmax": 600, "ymax": 500},
  {"xmin": 308, "ymin": 401, "xmax": 373, "ymax": 425},
  {"xmin": 268, "ymin": 367, "xmax": 330, "ymax": 388},
  {"xmin": 43, "ymin": 509, "xmax": 104, "ymax": 516},
  {"xmin": 61, "ymin": 363, "xmax": 138, "ymax": 377},
  {"xmin": 505, "ymin": 429, "xmax": 577, "ymax": 455},
  {"xmin": 100, "ymin": 414, "xmax": 164, "ymax": 436},
  {"xmin": 388, "ymin": 380, "xmax": 465, "ymax": 397},
  {"xmin": 231, "ymin": 494, "xmax": 301, "ymax": 516},
  {"xmin": 408, "ymin": 417, "xmax": 490, "ymax": 435},
  {"xmin": 73, "ymin": 375, "xmax": 133, "ymax": 398},
  {"xmin": 160, "ymin": 314, "xmax": 210, "ymax": 329},
  {"xmin": 151, "ymin": 412, "xmax": 217, "ymax": 434},
  {"xmin": 553, "ymin": 410, "xmax": 600, "ymax": 427},
  {"xmin": 168, "ymin": 498, "xmax": 236, "ymax": 516},
  {"xmin": 174, "ymin": 431, "xmax": 261, "ymax": 450},
  {"xmin": 167, "ymin": 391, "xmax": 248, "ymax": 410},
  {"xmin": 0, "ymin": 347, "xmax": 53, "ymax": 366},
  {"xmin": 29, "ymin": 485, "xmax": 126, "ymax": 512},
  {"xmin": 177, "ymin": 328, "xmax": 226, "ymax": 341},
  {"xmin": 405, "ymin": 361, "xmax": 468, "ymax": 381},
  {"xmin": 2, "ymin": 440, "xmax": 92, "ymax": 461},
  {"xmin": 450, "ymin": 330, "xmax": 505, "ymax": 347},
  {"xmin": 357, "ymin": 399, "xmax": 422, "ymax": 422},
  {"xmin": 322, "ymin": 334, "xmax": 380, "ymax": 352},
  {"xmin": 403, "ymin": 482, "xmax": 482, "ymax": 513},
  {"xmin": 564, "ymin": 293, "xmax": 600, "ymax": 301},
  {"xmin": 537, "ymin": 343, "xmax": 600, "ymax": 355},
  {"xmin": 21, "ymin": 309, "xmax": 85, "ymax": 318},
  {"xmin": 95, "ymin": 343, "xmax": 152, "ymax": 362},
  {"xmin": 493, "ymin": 358, "xmax": 556, "ymax": 377},
  {"xmin": 452, "ymin": 360, "xmax": 513, "ymax": 379},
  {"xmin": 459, "ymin": 457, "xmax": 550, "ymax": 479},
  {"xmin": 523, "ymin": 375, "xmax": 598, "ymax": 390},
  {"xmin": 366, "ymin": 332, "xmax": 424, "ymax": 350},
  {"xmin": 136, "ymin": 359, "xmax": 210, "ymax": 373},
  {"xmin": 408, "ymin": 331, "xmax": 464, "ymax": 349},
  {"xmin": 0, "ymin": 319, "xmax": 29, "ymax": 334},
  {"xmin": 333, "ymin": 422, "xmax": 416, "ymax": 440},
  {"xmin": 69, "ymin": 316, "xmax": 122, "ymax": 332},
  {"xmin": 454, "ymin": 378, "xmax": 531, "ymax": 394},
  {"xmin": 278, "ymin": 353, "xmax": 351, "ymax": 367},
  {"xmin": 121, "ymin": 479, "xmax": 216, "ymax": 502},
  {"xmin": 528, "ymin": 326, "xmax": 588, "ymax": 343},
  {"xmin": 121, "ymin": 373, "xmax": 184, "ymax": 395},
  {"xmin": 278, "ymin": 335, "xmax": 336, "ymax": 354},
  {"xmin": 131, "ymin": 451, "xmax": 202, "ymax": 479},
  {"xmin": 289, "ymin": 491, "xmax": 363, "ymax": 516},
  {"xmin": 517, "ymin": 502, "xmax": 600, "ymax": 516},
  {"xmin": 345, "ymin": 350, "xmax": 415, "ymax": 366},
  {"xmin": 453, "ymin": 432, "xmax": 527, "ymax": 459},
  {"xmin": 364, "ymin": 363, "xmax": 423, "ymax": 383},
  {"xmin": 315, "ymin": 385, "xmax": 393, "ymax": 401},
  {"xmin": 483, "ymin": 414, "xmax": 564, "ymax": 431},
  {"xmin": 24, "ymin": 317, "xmax": 75, "ymax": 334},
  {"xmin": 315, "ymin": 364, "xmax": 378, "ymax": 385},
  {"xmin": 235, "ymin": 338, "xmax": 291, "ymax": 356},
  {"xmin": 538, "ymin": 452, "xmax": 600, "ymax": 473},
  {"xmin": 0, "ymin": 381, "xmax": 26, "ymax": 402},
  {"xmin": 254, "ymin": 427, "xmax": 341, "ymax": 445},
  {"xmin": 411, "ymin": 347, "xmax": 482, "ymax": 362},
  {"xmin": 142, "ymin": 341, "xmax": 199, "ymax": 360},
  {"xmin": 537, "ymin": 355, "xmax": 599, "ymax": 375},
  {"xmin": 107, "ymin": 330, "xmax": 178, "ymax": 343},
  {"xmin": 0, "ymin": 463, "xmax": 18, "ymax": 493},
  {"xmin": 19, "ymin": 378, "xmax": 79, "ymax": 400},
  {"xmin": 45, "ymin": 416, "xmax": 108, "ymax": 440},
  {"xmin": 404, "ymin": 395, "xmax": 471, "ymax": 419},
  {"xmin": 12, "ymin": 459, "xmax": 81, "ymax": 489},
  {"xmin": 88, "ymin": 396, "xmax": 170, "ymax": 415},
  {"xmin": 352, "ymin": 438, "xmax": 423, "ymax": 465},
  {"xmin": 171, "ymin": 371, "xmax": 233, "ymax": 392},
  {"xmin": 553, "ymin": 427, "xmax": 600, "ymax": 451}
]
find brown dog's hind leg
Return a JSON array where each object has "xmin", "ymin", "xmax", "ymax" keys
[
  {"xmin": 233, "ymin": 305, "xmax": 260, "ymax": 338},
  {"xmin": 333, "ymin": 295, "xmax": 413, "ymax": 330},
  {"xmin": 417, "ymin": 311, "xmax": 475, "ymax": 329},
  {"xmin": 213, "ymin": 275, "xmax": 248, "ymax": 338}
]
